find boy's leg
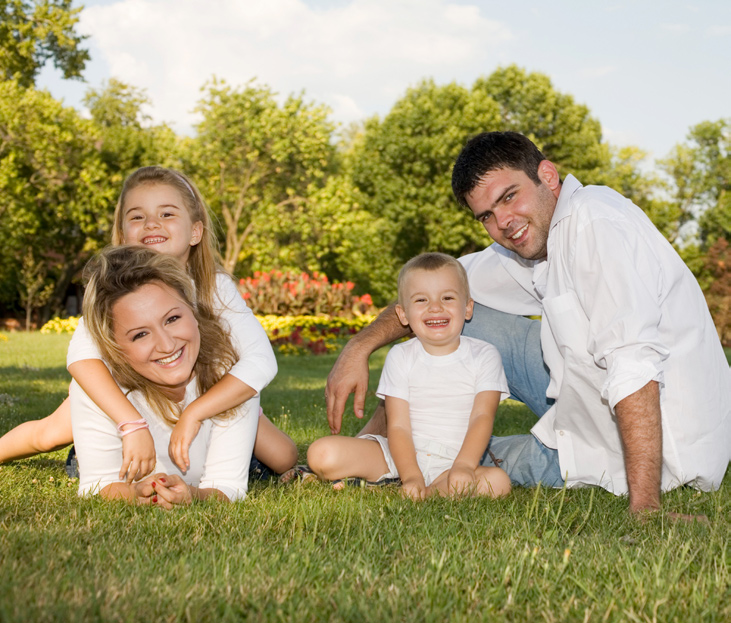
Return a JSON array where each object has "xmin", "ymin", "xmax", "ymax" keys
[
  {"xmin": 0, "ymin": 396, "xmax": 73, "ymax": 462},
  {"xmin": 462, "ymin": 303, "xmax": 552, "ymax": 417},
  {"xmin": 307, "ymin": 436, "xmax": 390, "ymax": 482},
  {"xmin": 429, "ymin": 465, "xmax": 511, "ymax": 498}
]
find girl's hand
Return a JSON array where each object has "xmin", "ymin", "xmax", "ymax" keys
[
  {"xmin": 120, "ymin": 428, "xmax": 157, "ymax": 483},
  {"xmin": 168, "ymin": 413, "xmax": 202, "ymax": 473},
  {"xmin": 447, "ymin": 465, "xmax": 476, "ymax": 497},
  {"xmin": 401, "ymin": 478, "xmax": 427, "ymax": 501},
  {"xmin": 149, "ymin": 474, "xmax": 193, "ymax": 509}
]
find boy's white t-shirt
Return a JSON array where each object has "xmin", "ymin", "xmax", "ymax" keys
[
  {"xmin": 67, "ymin": 272, "xmax": 277, "ymax": 393},
  {"xmin": 376, "ymin": 336, "xmax": 509, "ymax": 456}
]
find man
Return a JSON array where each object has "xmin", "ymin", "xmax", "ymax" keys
[{"xmin": 326, "ymin": 131, "xmax": 730, "ymax": 515}]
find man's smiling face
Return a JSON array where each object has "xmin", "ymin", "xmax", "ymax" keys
[{"xmin": 465, "ymin": 162, "xmax": 560, "ymax": 261}]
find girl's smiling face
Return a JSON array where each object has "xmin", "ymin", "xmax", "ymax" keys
[
  {"xmin": 112, "ymin": 281, "xmax": 200, "ymax": 401},
  {"xmin": 121, "ymin": 183, "xmax": 203, "ymax": 266}
]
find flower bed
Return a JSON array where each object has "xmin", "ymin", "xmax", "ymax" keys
[
  {"xmin": 256, "ymin": 314, "xmax": 375, "ymax": 355},
  {"xmin": 40, "ymin": 316, "xmax": 80, "ymax": 334}
]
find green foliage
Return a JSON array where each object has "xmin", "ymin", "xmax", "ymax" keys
[
  {"xmin": 187, "ymin": 79, "xmax": 336, "ymax": 274},
  {"xmin": 662, "ymin": 118, "xmax": 731, "ymax": 248},
  {"xmin": 83, "ymin": 78, "xmax": 181, "ymax": 188},
  {"xmin": 0, "ymin": 80, "xmax": 112, "ymax": 319},
  {"xmin": 350, "ymin": 78, "xmax": 498, "ymax": 275},
  {"xmin": 0, "ymin": 0, "xmax": 89, "ymax": 87},
  {"xmin": 700, "ymin": 238, "xmax": 731, "ymax": 346},
  {"xmin": 239, "ymin": 269, "xmax": 376, "ymax": 318}
]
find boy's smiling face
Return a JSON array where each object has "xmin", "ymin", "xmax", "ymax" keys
[{"xmin": 395, "ymin": 265, "xmax": 474, "ymax": 356}]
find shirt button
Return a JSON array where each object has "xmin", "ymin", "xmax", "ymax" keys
[{"xmin": 559, "ymin": 430, "xmax": 565, "ymax": 436}]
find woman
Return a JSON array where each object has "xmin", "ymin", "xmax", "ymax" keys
[{"xmin": 70, "ymin": 245, "xmax": 258, "ymax": 506}]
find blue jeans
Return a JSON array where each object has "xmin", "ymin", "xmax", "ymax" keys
[{"xmin": 463, "ymin": 303, "xmax": 563, "ymax": 487}]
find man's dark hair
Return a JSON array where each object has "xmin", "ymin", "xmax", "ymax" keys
[{"xmin": 451, "ymin": 131, "xmax": 546, "ymax": 207}]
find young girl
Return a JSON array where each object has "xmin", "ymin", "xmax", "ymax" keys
[{"xmin": 0, "ymin": 166, "xmax": 297, "ymax": 481}]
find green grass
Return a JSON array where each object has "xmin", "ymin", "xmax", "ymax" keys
[{"xmin": 0, "ymin": 332, "xmax": 729, "ymax": 623}]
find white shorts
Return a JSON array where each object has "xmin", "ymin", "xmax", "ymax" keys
[{"xmin": 360, "ymin": 434, "xmax": 460, "ymax": 487}]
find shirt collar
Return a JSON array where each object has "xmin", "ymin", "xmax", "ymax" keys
[{"xmin": 550, "ymin": 174, "xmax": 583, "ymax": 231}]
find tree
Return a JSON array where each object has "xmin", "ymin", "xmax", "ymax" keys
[
  {"xmin": 84, "ymin": 78, "xmax": 181, "ymax": 187},
  {"xmin": 0, "ymin": 0, "xmax": 89, "ymax": 87},
  {"xmin": 187, "ymin": 79, "xmax": 336, "ymax": 274},
  {"xmin": 248, "ymin": 176, "xmax": 397, "ymax": 304},
  {"xmin": 0, "ymin": 81, "xmax": 111, "ymax": 319},
  {"xmin": 348, "ymin": 79, "xmax": 501, "ymax": 277}
]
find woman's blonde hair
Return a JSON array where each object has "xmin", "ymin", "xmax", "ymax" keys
[
  {"xmin": 82, "ymin": 245, "xmax": 238, "ymax": 426},
  {"xmin": 111, "ymin": 166, "xmax": 221, "ymax": 310}
]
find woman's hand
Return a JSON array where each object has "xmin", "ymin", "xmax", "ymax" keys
[
  {"xmin": 120, "ymin": 428, "xmax": 157, "ymax": 483},
  {"xmin": 149, "ymin": 474, "xmax": 193, "ymax": 509}
]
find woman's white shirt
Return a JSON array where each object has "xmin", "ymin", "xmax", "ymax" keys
[{"xmin": 69, "ymin": 378, "xmax": 258, "ymax": 501}]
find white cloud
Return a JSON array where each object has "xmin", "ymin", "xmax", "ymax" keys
[
  {"xmin": 80, "ymin": 0, "xmax": 512, "ymax": 132},
  {"xmin": 707, "ymin": 25, "xmax": 731, "ymax": 36},
  {"xmin": 660, "ymin": 23, "xmax": 691, "ymax": 33}
]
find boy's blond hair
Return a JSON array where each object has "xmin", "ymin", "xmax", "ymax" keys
[{"xmin": 397, "ymin": 252, "xmax": 471, "ymax": 306}]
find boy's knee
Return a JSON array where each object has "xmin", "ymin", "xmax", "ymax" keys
[{"xmin": 307, "ymin": 437, "xmax": 339, "ymax": 478}]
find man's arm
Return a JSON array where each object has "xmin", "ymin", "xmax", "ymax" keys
[
  {"xmin": 614, "ymin": 380, "xmax": 662, "ymax": 514},
  {"xmin": 325, "ymin": 303, "xmax": 410, "ymax": 434}
]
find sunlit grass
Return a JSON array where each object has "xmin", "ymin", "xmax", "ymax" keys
[{"xmin": 0, "ymin": 331, "xmax": 729, "ymax": 622}]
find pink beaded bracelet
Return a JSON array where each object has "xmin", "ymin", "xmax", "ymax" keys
[{"xmin": 116, "ymin": 419, "xmax": 149, "ymax": 437}]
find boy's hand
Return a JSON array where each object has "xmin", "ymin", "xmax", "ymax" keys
[
  {"xmin": 447, "ymin": 465, "xmax": 476, "ymax": 497},
  {"xmin": 401, "ymin": 478, "xmax": 427, "ymax": 501},
  {"xmin": 120, "ymin": 428, "xmax": 156, "ymax": 483},
  {"xmin": 168, "ymin": 413, "xmax": 201, "ymax": 473}
]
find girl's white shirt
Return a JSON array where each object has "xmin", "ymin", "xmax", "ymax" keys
[{"xmin": 67, "ymin": 272, "xmax": 277, "ymax": 393}]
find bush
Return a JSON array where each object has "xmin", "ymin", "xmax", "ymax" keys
[
  {"xmin": 40, "ymin": 316, "xmax": 80, "ymax": 334},
  {"xmin": 239, "ymin": 270, "xmax": 377, "ymax": 318},
  {"xmin": 256, "ymin": 314, "xmax": 375, "ymax": 355}
]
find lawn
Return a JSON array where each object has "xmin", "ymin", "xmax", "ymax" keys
[{"xmin": 0, "ymin": 332, "xmax": 729, "ymax": 622}]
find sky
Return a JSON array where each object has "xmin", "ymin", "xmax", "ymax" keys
[{"xmin": 38, "ymin": 0, "xmax": 731, "ymax": 163}]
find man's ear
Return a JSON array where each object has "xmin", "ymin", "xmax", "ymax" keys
[
  {"xmin": 465, "ymin": 298, "xmax": 474, "ymax": 321},
  {"xmin": 538, "ymin": 160, "xmax": 561, "ymax": 197},
  {"xmin": 395, "ymin": 304, "xmax": 410, "ymax": 327}
]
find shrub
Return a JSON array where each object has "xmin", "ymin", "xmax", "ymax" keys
[
  {"xmin": 256, "ymin": 314, "xmax": 376, "ymax": 355},
  {"xmin": 239, "ymin": 270, "xmax": 376, "ymax": 318},
  {"xmin": 40, "ymin": 316, "xmax": 80, "ymax": 334}
]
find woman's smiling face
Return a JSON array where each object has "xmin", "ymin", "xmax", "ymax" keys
[{"xmin": 112, "ymin": 281, "xmax": 200, "ymax": 401}]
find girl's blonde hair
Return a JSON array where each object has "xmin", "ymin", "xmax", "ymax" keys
[
  {"xmin": 82, "ymin": 245, "xmax": 238, "ymax": 426},
  {"xmin": 112, "ymin": 166, "xmax": 220, "ymax": 310}
]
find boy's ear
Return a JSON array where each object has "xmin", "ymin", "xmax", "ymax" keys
[
  {"xmin": 395, "ymin": 304, "xmax": 410, "ymax": 328},
  {"xmin": 190, "ymin": 221, "xmax": 204, "ymax": 246},
  {"xmin": 465, "ymin": 298, "xmax": 474, "ymax": 321}
]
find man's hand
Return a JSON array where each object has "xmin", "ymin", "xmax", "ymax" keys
[
  {"xmin": 119, "ymin": 428, "xmax": 157, "ymax": 483},
  {"xmin": 325, "ymin": 340, "xmax": 372, "ymax": 434},
  {"xmin": 168, "ymin": 414, "xmax": 202, "ymax": 472},
  {"xmin": 325, "ymin": 303, "xmax": 410, "ymax": 434}
]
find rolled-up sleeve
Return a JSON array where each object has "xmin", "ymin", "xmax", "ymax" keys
[
  {"xmin": 572, "ymin": 215, "xmax": 668, "ymax": 410},
  {"xmin": 215, "ymin": 273, "xmax": 277, "ymax": 393}
]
